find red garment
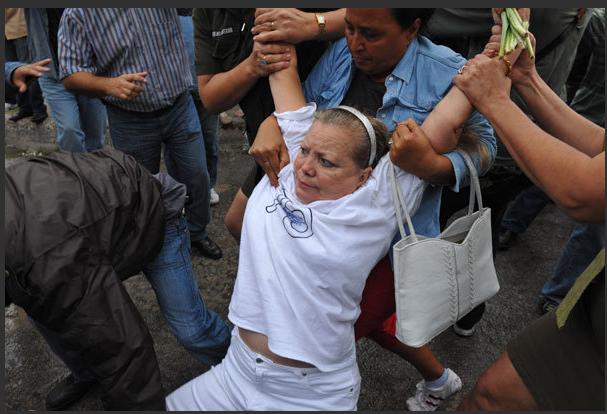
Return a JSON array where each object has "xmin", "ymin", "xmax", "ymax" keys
[{"xmin": 354, "ymin": 255, "xmax": 398, "ymax": 342}]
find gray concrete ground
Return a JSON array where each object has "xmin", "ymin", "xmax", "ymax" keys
[{"xmin": 4, "ymin": 107, "xmax": 575, "ymax": 410}]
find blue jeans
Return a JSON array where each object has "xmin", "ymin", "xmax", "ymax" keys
[
  {"xmin": 193, "ymin": 96, "xmax": 219, "ymax": 188},
  {"xmin": 541, "ymin": 222, "xmax": 605, "ymax": 304},
  {"xmin": 500, "ymin": 185, "xmax": 551, "ymax": 234},
  {"xmin": 107, "ymin": 93, "xmax": 210, "ymax": 241},
  {"xmin": 37, "ymin": 74, "xmax": 106, "ymax": 152},
  {"xmin": 33, "ymin": 216, "xmax": 230, "ymax": 381},
  {"xmin": 143, "ymin": 216, "xmax": 231, "ymax": 366}
]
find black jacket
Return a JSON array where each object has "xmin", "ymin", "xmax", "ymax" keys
[{"xmin": 5, "ymin": 148, "xmax": 166, "ymax": 410}]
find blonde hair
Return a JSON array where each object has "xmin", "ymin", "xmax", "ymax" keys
[{"xmin": 455, "ymin": 124, "xmax": 491, "ymax": 173}]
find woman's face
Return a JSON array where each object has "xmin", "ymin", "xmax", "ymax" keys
[
  {"xmin": 345, "ymin": 8, "xmax": 419, "ymax": 82},
  {"xmin": 293, "ymin": 121, "xmax": 371, "ymax": 204}
]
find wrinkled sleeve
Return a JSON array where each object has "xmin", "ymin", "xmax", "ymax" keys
[
  {"xmin": 303, "ymin": 40, "xmax": 340, "ymax": 103},
  {"xmin": 274, "ymin": 103, "xmax": 317, "ymax": 161},
  {"xmin": 4, "ymin": 61, "xmax": 24, "ymax": 86},
  {"xmin": 444, "ymin": 110, "xmax": 496, "ymax": 192},
  {"xmin": 58, "ymin": 9, "xmax": 96, "ymax": 79}
]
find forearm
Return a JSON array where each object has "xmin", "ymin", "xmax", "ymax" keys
[
  {"xmin": 421, "ymin": 87, "xmax": 473, "ymax": 154},
  {"xmin": 62, "ymin": 72, "xmax": 110, "ymax": 97},
  {"xmin": 198, "ymin": 58, "xmax": 260, "ymax": 113},
  {"xmin": 485, "ymin": 97, "xmax": 605, "ymax": 222},
  {"xmin": 420, "ymin": 155, "xmax": 456, "ymax": 185},
  {"xmin": 269, "ymin": 66, "xmax": 305, "ymax": 113},
  {"xmin": 514, "ymin": 71, "xmax": 604, "ymax": 156},
  {"xmin": 311, "ymin": 9, "xmax": 346, "ymax": 41}
]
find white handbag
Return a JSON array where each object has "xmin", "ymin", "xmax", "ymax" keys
[{"xmin": 389, "ymin": 151, "xmax": 500, "ymax": 347}]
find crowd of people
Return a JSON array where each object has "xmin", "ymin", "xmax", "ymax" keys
[{"xmin": 4, "ymin": 7, "xmax": 604, "ymax": 411}]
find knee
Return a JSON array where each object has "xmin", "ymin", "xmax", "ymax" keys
[{"xmin": 223, "ymin": 212, "xmax": 242, "ymax": 241}]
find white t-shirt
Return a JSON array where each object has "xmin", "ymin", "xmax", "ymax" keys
[{"xmin": 229, "ymin": 104, "xmax": 426, "ymax": 372}]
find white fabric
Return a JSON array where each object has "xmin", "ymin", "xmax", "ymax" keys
[
  {"xmin": 165, "ymin": 328, "xmax": 361, "ymax": 411},
  {"xmin": 391, "ymin": 151, "xmax": 500, "ymax": 347},
  {"xmin": 229, "ymin": 104, "xmax": 427, "ymax": 371}
]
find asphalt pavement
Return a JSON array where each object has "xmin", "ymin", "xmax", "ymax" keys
[{"xmin": 4, "ymin": 109, "xmax": 575, "ymax": 410}]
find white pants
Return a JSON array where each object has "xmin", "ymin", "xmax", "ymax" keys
[{"xmin": 166, "ymin": 328, "xmax": 361, "ymax": 411}]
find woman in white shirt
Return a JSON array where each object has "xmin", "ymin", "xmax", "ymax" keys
[{"xmin": 165, "ymin": 44, "xmax": 475, "ymax": 410}]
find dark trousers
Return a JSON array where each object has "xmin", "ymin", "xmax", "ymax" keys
[{"xmin": 4, "ymin": 36, "xmax": 46, "ymax": 114}]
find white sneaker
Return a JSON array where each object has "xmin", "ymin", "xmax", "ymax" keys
[
  {"xmin": 406, "ymin": 368, "xmax": 462, "ymax": 411},
  {"xmin": 210, "ymin": 188, "xmax": 220, "ymax": 205}
]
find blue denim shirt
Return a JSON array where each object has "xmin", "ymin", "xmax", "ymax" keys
[
  {"xmin": 5, "ymin": 61, "xmax": 23, "ymax": 86},
  {"xmin": 24, "ymin": 9, "xmax": 60, "ymax": 80},
  {"xmin": 303, "ymin": 36, "xmax": 496, "ymax": 237}
]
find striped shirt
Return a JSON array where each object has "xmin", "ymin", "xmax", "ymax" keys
[{"xmin": 58, "ymin": 8, "xmax": 193, "ymax": 112}]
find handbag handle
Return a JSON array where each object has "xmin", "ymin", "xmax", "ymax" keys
[{"xmin": 390, "ymin": 150, "xmax": 484, "ymax": 240}]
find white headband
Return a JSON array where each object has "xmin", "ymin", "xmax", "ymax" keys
[{"xmin": 336, "ymin": 105, "xmax": 377, "ymax": 166}]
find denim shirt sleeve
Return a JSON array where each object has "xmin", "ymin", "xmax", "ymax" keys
[
  {"xmin": 58, "ymin": 9, "xmax": 96, "ymax": 79},
  {"xmin": 5, "ymin": 61, "xmax": 24, "ymax": 86},
  {"xmin": 444, "ymin": 109, "xmax": 496, "ymax": 192},
  {"xmin": 303, "ymin": 38, "xmax": 349, "ymax": 106}
]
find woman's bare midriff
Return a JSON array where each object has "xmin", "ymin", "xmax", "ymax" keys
[{"xmin": 238, "ymin": 327, "xmax": 315, "ymax": 368}]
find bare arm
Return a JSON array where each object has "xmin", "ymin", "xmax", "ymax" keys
[
  {"xmin": 514, "ymin": 70, "xmax": 604, "ymax": 156},
  {"xmin": 421, "ymin": 87, "xmax": 474, "ymax": 154},
  {"xmin": 63, "ymin": 71, "xmax": 148, "ymax": 100},
  {"xmin": 252, "ymin": 8, "xmax": 346, "ymax": 43},
  {"xmin": 455, "ymin": 54, "xmax": 605, "ymax": 223},
  {"xmin": 268, "ymin": 45, "xmax": 305, "ymax": 112},
  {"xmin": 198, "ymin": 42, "xmax": 291, "ymax": 113}
]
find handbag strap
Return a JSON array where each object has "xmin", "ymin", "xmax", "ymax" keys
[
  {"xmin": 459, "ymin": 150, "xmax": 484, "ymax": 215},
  {"xmin": 390, "ymin": 150, "xmax": 483, "ymax": 240},
  {"xmin": 390, "ymin": 162, "xmax": 418, "ymax": 241}
]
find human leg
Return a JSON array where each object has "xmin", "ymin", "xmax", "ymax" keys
[
  {"xmin": 166, "ymin": 328, "xmax": 361, "ymax": 411},
  {"xmin": 8, "ymin": 258, "xmax": 165, "ymax": 410},
  {"xmin": 105, "ymin": 104, "xmax": 163, "ymax": 173},
  {"xmin": 76, "ymin": 94, "xmax": 107, "ymax": 151},
  {"xmin": 540, "ymin": 222, "xmax": 604, "ymax": 306},
  {"xmin": 498, "ymin": 185, "xmax": 551, "ymax": 248},
  {"xmin": 161, "ymin": 93, "xmax": 212, "ymax": 244},
  {"xmin": 37, "ymin": 75, "xmax": 88, "ymax": 152},
  {"xmin": 193, "ymin": 97, "xmax": 220, "ymax": 188},
  {"xmin": 143, "ymin": 216, "xmax": 231, "ymax": 366},
  {"xmin": 13, "ymin": 36, "xmax": 47, "ymax": 119}
]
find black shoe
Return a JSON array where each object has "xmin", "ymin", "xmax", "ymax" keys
[
  {"xmin": 9, "ymin": 111, "xmax": 33, "ymax": 122},
  {"xmin": 192, "ymin": 237, "xmax": 223, "ymax": 260},
  {"xmin": 31, "ymin": 111, "xmax": 48, "ymax": 124},
  {"xmin": 538, "ymin": 296, "xmax": 558, "ymax": 315},
  {"xmin": 45, "ymin": 374, "xmax": 96, "ymax": 411},
  {"xmin": 497, "ymin": 229, "xmax": 519, "ymax": 250}
]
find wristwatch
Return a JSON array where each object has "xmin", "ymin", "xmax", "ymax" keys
[{"xmin": 314, "ymin": 13, "xmax": 326, "ymax": 35}]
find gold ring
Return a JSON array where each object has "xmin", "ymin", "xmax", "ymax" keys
[{"xmin": 501, "ymin": 57, "xmax": 512, "ymax": 77}]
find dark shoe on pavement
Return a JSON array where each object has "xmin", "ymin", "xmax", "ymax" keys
[
  {"xmin": 9, "ymin": 111, "xmax": 33, "ymax": 122},
  {"xmin": 192, "ymin": 237, "xmax": 223, "ymax": 260},
  {"xmin": 497, "ymin": 229, "xmax": 519, "ymax": 250},
  {"xmin": 31, "ymin": 111, "xmax": 48, "ymax": 124},
  {"xmin": 45, "ymin": 374, "xmax": 96, "ymax": 411},
  {"xmin": 538, "ymin": 296, "xmax": 558, "ymax": 315}
]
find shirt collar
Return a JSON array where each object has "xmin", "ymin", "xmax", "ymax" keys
[{"xmin": 391, "ymin": 36, "xmax": 420, "ymax": 85}]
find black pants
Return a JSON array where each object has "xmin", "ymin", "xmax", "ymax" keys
[{"xmin": 4, "ymin": 36, "xmax": 46, "ymax": 114}]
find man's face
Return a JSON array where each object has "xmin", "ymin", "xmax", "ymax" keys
[{"xmin": 345, "ymin": 8, "xmax": 417, "ymax": 83}]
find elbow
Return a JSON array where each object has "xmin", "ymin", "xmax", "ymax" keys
[
  {"xmin": 557, "ymin": 193, "xmax": 605, "ymax": 223},
  {"xmin": 62, "ymin": 75, "xmax": 77, "ymax": 93},
  {"xmin": 199, "ymin": 92, "xmax": 226, "ymax": 114}
]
